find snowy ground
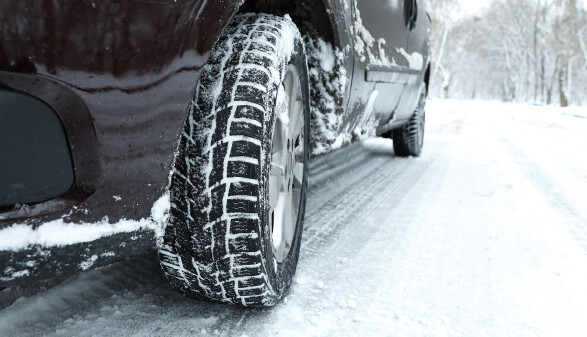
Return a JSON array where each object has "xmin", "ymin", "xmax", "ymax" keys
[{"xmin": 1, "ymin": 99, "xmax": 587, "ymax": 336}]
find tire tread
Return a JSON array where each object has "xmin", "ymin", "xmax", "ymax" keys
[{"xmin": 158, "ymin": 14, "xmax": 302, "ymax": 306}]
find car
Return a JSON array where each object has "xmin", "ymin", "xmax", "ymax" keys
[{"xmin": 0, "ymin": 0, "xmax": 430, "ymax": 307}]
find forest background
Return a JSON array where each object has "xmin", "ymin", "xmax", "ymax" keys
[{"xmin": 430, "ymin": 0, "xmax": 587, "ymax": 106}]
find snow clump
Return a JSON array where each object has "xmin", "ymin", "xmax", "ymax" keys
[{"xmin": 305, "ymin": 37, "xmax": 348, "ymax": 157}]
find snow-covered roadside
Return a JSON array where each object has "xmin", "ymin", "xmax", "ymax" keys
[{"xmin": 429, "ymin": 99, "xmax": 587, "ymax": 228}]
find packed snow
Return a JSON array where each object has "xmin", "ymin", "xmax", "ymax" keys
[
  {"xmin": 305, "ymin": 37, "xmax": 348, "ymax": 156},
  {"xmin": 396, "ymin": 48, "xmax": 424, "ymax": 71},
  {"xmin": 1, "ymin": 99, "xmax": 587, "ymax": 336},
  {"xmin": 0, "ymin": 193, "xmax": 169, "ymax": 252}
]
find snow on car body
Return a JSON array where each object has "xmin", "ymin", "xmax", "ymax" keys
[{"xmin": 0, "ymin": 0, "xmax": 430, "ymax": 306}]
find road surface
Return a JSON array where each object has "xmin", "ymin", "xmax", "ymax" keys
[{"xmin": 1, "ymin": 99, "xmax": 587, "ymax": 336}]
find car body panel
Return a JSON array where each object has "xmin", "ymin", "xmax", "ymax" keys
[
  {"xmin": 0, "ymin": 0, "xmax": 237, "ymax": 226},
  {"xmin": 336, "ymin": 0, "xmax": 430, "ymax": 139},
  {"xmin": 390, "ymin": 0, "xmax": 431, "ymax": 124},
  {"xmin": 354, "ymin": 0, "xmax": 410, "ymax": 70}
]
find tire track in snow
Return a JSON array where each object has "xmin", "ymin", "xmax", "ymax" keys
[
  {"xmin": 497, "ymin": 132, "xmax": 587, "ymax": 252},
  {"xmin": 302, "ymin": 150, "xmax": 431, "ymax": 256}
]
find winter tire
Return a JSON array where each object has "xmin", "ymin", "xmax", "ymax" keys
[
  {"xmin": 393, "ymin": 86, "xmax": 427, "ymax": 157},
  {"xmin": 158, "ymin": 14, "xmax": 310, "ymax": 307}
]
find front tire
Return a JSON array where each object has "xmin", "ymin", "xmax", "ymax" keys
[{"xmin": 158, "ymin": 14, "xmax": 310, "ymax": 307}]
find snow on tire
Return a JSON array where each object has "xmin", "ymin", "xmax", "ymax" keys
[
  {"xmin": 393, "ymin": 86, "xmax": 427, "ymax": 157},
  {"xmin": 158, "ymin": 14, "xmax": 310, "ymax": 307}
]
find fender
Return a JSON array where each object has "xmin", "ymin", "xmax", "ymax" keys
[{"xmin": 0, "ymin": 0, "xmax": 240, "ymax": 286}]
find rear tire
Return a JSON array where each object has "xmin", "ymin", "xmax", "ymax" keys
[
  {"xmin": 393, "ymin": 86, "xmax": 427, "ymax": 157},
  {"xmin": 158, "ymin": 14, "xmax": 310, "ymax": 307}
]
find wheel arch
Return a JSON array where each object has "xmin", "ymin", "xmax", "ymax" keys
[{"xmin": 237, "ymin": 0, "xmax": 338, "ymax": 47}]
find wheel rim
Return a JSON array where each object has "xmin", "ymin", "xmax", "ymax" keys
[{"xmin": 268, "ymin": 65, "xmax": 304, "ymax": 263}]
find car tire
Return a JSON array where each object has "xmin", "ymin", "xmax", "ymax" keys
[
  {"xmin": 393, "ymin": 86, "xmax": 427, "ymax": 157},
  {"xmin": 158, "ymin": 14, "xmax": 310, "ymax": 307}
]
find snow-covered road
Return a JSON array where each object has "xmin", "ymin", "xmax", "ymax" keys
[{"xmin": 2, "ymin": 100, "xmax": 587, "ymax": 336}]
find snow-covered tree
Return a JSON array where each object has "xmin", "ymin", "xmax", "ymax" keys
[{"xmin": 430, "ymin": 0, "xmax": 587, "ymax": 106}]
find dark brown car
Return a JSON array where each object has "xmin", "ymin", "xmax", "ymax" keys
[{"xmin": 0, "ymin": 0, "xmax": 430, "ymax": 306}]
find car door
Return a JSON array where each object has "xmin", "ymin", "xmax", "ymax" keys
[
  {"xmin": 341, "ymin": 0, "xmax": 414, "ymax": 138},
  {"xmin": 393, "ymin": 0, "xmax": 430, "ymax": 122}
]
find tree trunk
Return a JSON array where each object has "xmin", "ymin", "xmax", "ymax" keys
[{"xmin": 558, "ymin": 67, "xmax": 568, "ymax": 107}]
